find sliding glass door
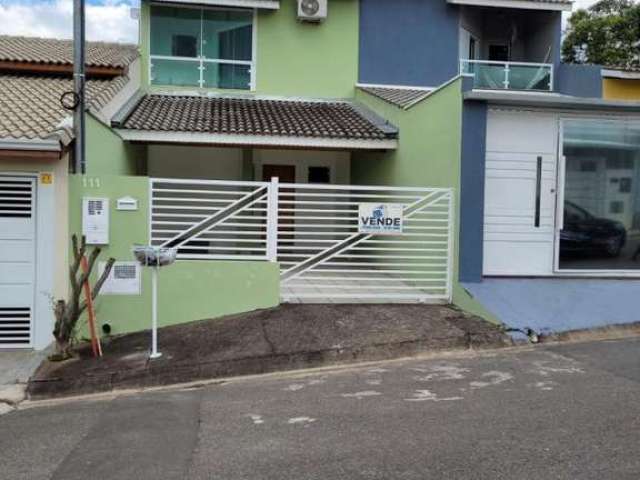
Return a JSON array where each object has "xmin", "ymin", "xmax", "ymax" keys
[{"xmin": 558, "ymin": 118, "xmax": 640, "ymax": 272}]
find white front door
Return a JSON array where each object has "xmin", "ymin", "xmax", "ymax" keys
[
  {"xmin": 483, "ymin": 110, "xmax": 559, "ymax": 275},
  {"xmin": 0, "ymin": 176, "xmax": 36, "ymax": 348}
]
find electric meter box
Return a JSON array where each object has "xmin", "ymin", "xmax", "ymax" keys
[{"xmin": 82, "ymin": 197, "xmax": 110, "ymax": 245}]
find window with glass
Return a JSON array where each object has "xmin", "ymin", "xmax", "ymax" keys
[
  {"xmin": 150, "ymin": 5, "xmax": 253, "ymax": 90},
  {"xmin": 559, "ymin": 119, "xmax": 640, "ymax": 271}
]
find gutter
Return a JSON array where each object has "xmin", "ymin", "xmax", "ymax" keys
[{"xmin": 0, "ymin": 137, "xmax": 61, "ymax": 152}]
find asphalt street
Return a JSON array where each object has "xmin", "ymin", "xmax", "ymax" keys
[{"xmin": 2, "ymin": 337, "xmax": 640, "ymax": 479}]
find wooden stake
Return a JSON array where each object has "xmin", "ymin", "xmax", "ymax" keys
[{"xmin": 81, "ymin": 255, "xmax": 102, "ymax": 357}]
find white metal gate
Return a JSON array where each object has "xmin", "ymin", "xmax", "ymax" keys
[
  {"xmin": 150, "ymin": 178, "xmax": 454, "ymax": 303},
  {"xmin": 0, "ymin": 176, "xmax": 36, "ymax": 348}
]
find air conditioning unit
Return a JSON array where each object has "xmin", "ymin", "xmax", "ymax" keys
[{"xmin": 297, "ymin": 0, "xmax": 327, "ymax": 22}]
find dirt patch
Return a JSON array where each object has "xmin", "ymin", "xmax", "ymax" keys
[{"xmin": 28, "ymin": 304, "xmax": 511, "ymax": 399}]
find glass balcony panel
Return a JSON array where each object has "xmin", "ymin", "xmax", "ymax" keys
[
  {"xmin": 473, "ymin": 64, "xmax": 507, "ymax": 90},
  {"xmin": 203, "ymin": 62, "xmax": 251, "ymax": 90},
  {"xmin": 151, "ymin": 58, "xmax": 200, "ymax": 87},
  {"xmin": 508, "ymin": 65, "xmax": 552, "ymax": 91},
  {"xmin": 461, "ymin": 60, "xmax": 553, "ymax": 92}
]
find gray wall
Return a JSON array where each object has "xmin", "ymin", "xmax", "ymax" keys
[
  {"xmin": 459, "ymin": 96, "xmax": 487, "ymax": 283},
  {"xmin": 556, "ymin": 63, "xmax": 603, "ymax": 98},
  {"xmin": 359, "ymin": 0, "xmax": 460, "ymax": 87}
]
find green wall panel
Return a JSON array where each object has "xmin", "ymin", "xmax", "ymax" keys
[
  {"xmin": 69, "ymin": 174, "xmax": 280, "ymax": 338},
  {"xmin": 86, "ymin": 115, "xmax": 145, "ymax": 176},
  {"xmin": 351, "ymin": 80, "xmax": 499, "ymax": 324},
  {"xmin": 255, "ymin": 0, "xmax": 358, "ymax": 98},
  {"xmin": 140, "ymin": 0, "xmax": 358, "ymax": 98}
]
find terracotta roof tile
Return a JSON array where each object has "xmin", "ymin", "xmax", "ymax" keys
[
  {"xmin": 0, "ymin": 74, "xmax": 129, "ymax": 140},
  {"xmin": 120, "ymin": 95, "xmax": 396, "ymax": 140},
  {"xmin": 0, "ymin": 36, "xmax": 138, "ymax": 69},
  {"xmin": 357, "ymin": 85, "xmax": 434, "ymax": 109}
]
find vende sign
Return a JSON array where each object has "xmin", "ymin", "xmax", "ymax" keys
[{"xmin": 358, "ymin": 203, "xmax": 404, "ymax": 234}]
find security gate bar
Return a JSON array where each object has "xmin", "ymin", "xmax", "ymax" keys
[{"xmin": 150, "ymin": 178, "xmax": 454, "ymax": 303}]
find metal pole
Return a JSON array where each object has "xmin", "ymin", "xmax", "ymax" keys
[
  {"xmin": 73, "ymin": 0, "xmax": 86, "ymax": 174},
  {"xmin": 150, "ymin": 265, "xmax": 162, "ymax": 359}
]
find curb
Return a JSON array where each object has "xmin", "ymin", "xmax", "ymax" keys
[{"xmin": 27, "ymin": 331, "xmax": 511, "ymax": 400}]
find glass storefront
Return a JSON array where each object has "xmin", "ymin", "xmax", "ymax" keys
[{"xmin": 560, "ymin": 119, "xmax": 640, "ymax": 271}]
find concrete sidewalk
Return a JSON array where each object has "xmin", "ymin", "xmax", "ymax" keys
[
  {"xmin": 27, "ymin": 304, "xmax": 510, "ymax": 399},
  {"xmin": 0, "ymin": 350, "xmax": 47, "ymax": 412}
]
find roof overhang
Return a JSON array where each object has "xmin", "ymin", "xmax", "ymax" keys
[
  {"xmin": 0, "ymin": 60, "xmax": 125, "ymax": 78},
  {"xmin": 447, "ymin": 0, "xmax": 572, "ymax": 11},
  {"xmin": 602, "ymin": 69, "xmax": 640, "ymax": 80},
  {"xmin": 0, "ymin": 137, "xmax": 61, "ymax": 152},
  {"xmin": 150, "ymin": 0, "xmax": 279, "ymax": 9},
  {"xmin": 115, "ymin": 129, "xmax": 398, "ymax": 150},
  {"xmin": 464, "ymin": 89, "xmax": 640, "ymax": 112},
  {"xmin": 0, "ymin": 137, "xmax": 62, "ymax": 160}
]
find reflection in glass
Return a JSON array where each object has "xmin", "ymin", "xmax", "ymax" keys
[
  {"xmin": 151, "ymin": 58, "xmax": 200, "ymax": 87},
  {"xmin": 150, "ymin": 5, "xmax": 253, "ymax": 90},
  {"xmin": 203, "ymin": 62, "xmax": 251, "ymax": 89},
  {"xmin": 202, "ymin": 10, "xmax": 252, "ymax": 61},
  {"xmin": 150, "ymin": 6, "xmax": 201, "ymax": 58},
  {"xmin": 560, "ymin": 119, "xmax": 640, "ymax": 270}
]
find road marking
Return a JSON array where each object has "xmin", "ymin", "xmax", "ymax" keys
[
  {"xmin": 412, "ymin": 364, "xmax": 470, "ymax": 381},
  {"xmin": 283, "ymin": 384, "xmax": 305, "ymax": 391},
  {"xmin": 367, "ymin": 368, "xmax": 389, "ymax": 373},
  {"xmin": 341, "ymin": 390, "xmax": 382, "ymax": 399},
  {"xmin": 470, "ymin": 371, "xmax": 513, "ymax": 389},
  {"xmin": 532, "ymin": 360, "xmax": 584, "ymax": 377},
  {"xmin": 405, "ymin": 389, "xmax": 463, "ymax": 402},
  {"xmin": 288, "ymin": 417, "xmax": 316, "ymax": 425},
  {"xmin": 530, "ymin": 381, "xmax": 556, "ymax": 391},
  {"xmin": 247, "ymin": 414, "xmax": 264, "ymax": 425}
]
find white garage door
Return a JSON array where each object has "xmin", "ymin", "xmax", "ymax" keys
[
  {"xmin": 0, "ymin": 176, "xmax": 36, "ymax": 348},
  {"xmin": 483, "ymin": 110, "xmax": 559, "ymax": 276}
]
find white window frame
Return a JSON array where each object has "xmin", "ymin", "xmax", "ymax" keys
[{"xmin": 149, "ymin": 2, "xmax": 257, "ymax": 91}]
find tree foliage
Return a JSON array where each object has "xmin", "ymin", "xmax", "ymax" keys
[{"xmin": 562, "ymin": 0, "xmax": 640, "ymax": 68}]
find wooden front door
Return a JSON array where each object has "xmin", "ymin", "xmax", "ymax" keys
[{"xmin": 262, "ymin": 164, "xmax": 295, "ymax": 183}]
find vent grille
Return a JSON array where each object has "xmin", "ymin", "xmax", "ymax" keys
[
  {"xmin": 0, "ymin": 179, "xmax": 33, "ymax": 218},
  {"xmin": 0, "ymin": 307, "xmax": 31, "ymax": 345},
  {"xmin": 113, "ymin": 264, "xmax": 137, "ymax": 280}
]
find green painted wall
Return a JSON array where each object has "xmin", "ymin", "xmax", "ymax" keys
[
  {"xmin": 351, "ymin": 80, "xmax": 499, "ymax": 324},
  {"xmin": 139, "ymin": 0, "xmax": 358, "ymax": 98},
  {"xmin": 69, "ymin": 174, "xmax": 280, "ymax": 339},
  {"xmin": 86, "ymin": 115, "xmax": 146, "ymax": 176}
]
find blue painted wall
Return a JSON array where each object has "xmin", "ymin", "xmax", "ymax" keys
[
  {"xmin": 556, "ymin": 63, "xmax": 603, "ymax": 98},
  {"xmin": 359, "ymin": 0, "xmax": 459, "ymax": 87},
  {"xmin": 459, "ymin": 95, "xmax": 487, "ymax": 283},
  {"xmin": 464, "ymin": 278, "xmax": 640, "ymax": 334}
]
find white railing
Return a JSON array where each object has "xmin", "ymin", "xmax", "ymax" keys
[
  {"xmin": 150, "ymin": 178, "xmax": 455, "ymax": 303},
  {"xmin": 276, "ymin": 184, "xmax": 454, "ymax": 303},
  {"xmin": 150, "ymin": 178, "xmax": 273, "ymax": 261},
  {"xmin": 460, "ymin": 59, "xmax": 553, "ymax": 92}
]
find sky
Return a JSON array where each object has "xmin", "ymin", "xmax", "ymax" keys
[
  {"xmin": 0, "ymin": 0, "xmax": 602, "ymax": 45},
  {"xmin": 0, "ymin": 0, "xmax": 139, "ymax": 43}
]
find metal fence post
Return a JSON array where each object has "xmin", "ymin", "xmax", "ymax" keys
[
  {"xmin": 266, "ymin": 176, "xmax": 279, "ymax": 262},
  {"xmin": 503, "ymin": 63, "xmax": 510, "ymax": 89}
]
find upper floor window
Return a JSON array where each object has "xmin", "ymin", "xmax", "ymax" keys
[{"xmin": 150, "ymin": 5, "xmax": 254, "ymax": 90}]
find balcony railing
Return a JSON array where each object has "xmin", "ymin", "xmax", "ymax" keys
[{"xmin": 460, "ymin": 59, "xmax": 553, "ymax": 92}]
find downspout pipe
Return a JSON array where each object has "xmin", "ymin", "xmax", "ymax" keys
[{"xmin": 73, "ymin": 0, "xmax": 86, "ymax": 174}]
